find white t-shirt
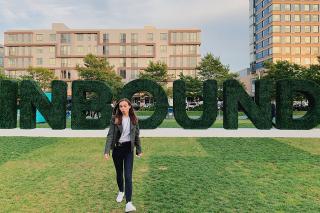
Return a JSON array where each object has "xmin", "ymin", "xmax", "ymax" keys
[{"xmin": 119, "ymin": 116, "xmax": 131, "ymax": 143}]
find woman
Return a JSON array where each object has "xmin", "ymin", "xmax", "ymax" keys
[{"xmin": 104, "ymin": 98, "xmax": 143, "ymax": 212}]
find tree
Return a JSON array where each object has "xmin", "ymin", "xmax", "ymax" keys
[
  {"xmin": 0, "ymin": 67, "xmax": 8, "ymax": 80},
  {"xmin": 138, "ymin": 61, "xmax": 169, "ymax": 87},
  {"xmin": 262, "ymin": 60, "xmax": 303, "ymax": 81},
  {"xmin": 196, "ymin": 53, "xmax": 239, "ymax": 99},
  {"xmin": 301, "ymin": 65, "xmax": 320, "ymax": 85},
  {"xmin": 21, "ymin": 66, "xmax": 58, "ymax": 91},
  {"xmin": 76, "ymin": 54, "xmax": 123, "ymax": 99},
  {"xmin": 262, "ymin": 60, "xmax": 312, "ymax": 102},
  {"xmin": 178, "ymin": 72, "xmax": 203, "ymax": 101}
]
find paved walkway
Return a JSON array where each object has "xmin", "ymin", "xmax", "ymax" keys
[{"xmin": 0, "ymin": 128, "xmax": 319, "ymax": 138}]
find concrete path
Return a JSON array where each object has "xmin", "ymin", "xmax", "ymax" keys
[{"xmin": 0, "ymin": 128, "xmax": 319, "ymax": 138}]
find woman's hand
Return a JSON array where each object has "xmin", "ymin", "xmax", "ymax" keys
[
  {"xmin": 104, "ymin": 153, "xmax": 110, "ymax": 160},
  {"xmin": 136, "ymin": 153, "xmax": 143, "ymax": 158}
]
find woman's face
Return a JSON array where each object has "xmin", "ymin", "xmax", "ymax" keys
[{"xmin": 119, "ymin": 101, "xmax": 131, "ymax": 115}]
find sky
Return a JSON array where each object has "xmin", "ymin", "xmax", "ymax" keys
[{"xmin": 0, "ymin": 0, "xmax": 250, "ymax": 72}]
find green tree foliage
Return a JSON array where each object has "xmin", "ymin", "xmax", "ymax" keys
[
  {"xmin": 21, "ymin": 66, "xmax": 57, "ymax": 91},
  {"xmin": 76, "ymin": 54, "xmax": 123, "ymax": 99},
  {"xmin": 196, "ymin": 53, "xmax": 239, "ymax": 99},
  {"xmin": 139, "ymin": 61, "xmax": 169, "ymax": 87},
  {"xmin": 178, "ymin": 72, "xmax": 202, "ymax": 100},
  {"xmin": 262, "ymin": 60, "xmax": 320, "ymax": 101}
]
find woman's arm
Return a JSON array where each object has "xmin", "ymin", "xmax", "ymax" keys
[
  {"xmin": 134, "ymin": 123, "xmax": 142, "ymax": 155},
  {"xmin": 104, "ymin": 117, "xmax": 115, "ymax": 155}
]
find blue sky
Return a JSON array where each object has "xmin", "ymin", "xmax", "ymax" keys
[{"xmin": 0, "ymin": 0, "xmax": 249, "ymax": 71}]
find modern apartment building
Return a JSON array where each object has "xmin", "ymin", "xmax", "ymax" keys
[
  {"xmin": 236, "ymin": 68, "xmax": 255, "ymax": 96},
  {"xmin": 0, "ymin": 45, "xmax": 4, "ymax": 68},
  {"xmin": 4, "ymin": 23, "xmax": 201, "ymax": 94},
  {"xmin": 250, "ymin": 0, "xmax": 320, "ymax": 74}
]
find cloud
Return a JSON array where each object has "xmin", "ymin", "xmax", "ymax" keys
[{"xmin": 0, "ymin": 0, "xmax": 249, "ymax": 71}]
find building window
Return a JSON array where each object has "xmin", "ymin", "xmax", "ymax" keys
[
  {"xmin": 36, "ymin": 48, "xmax": 43, "ymax": 54},
  {"xmin": 292, "ymin": 47, "xmax": 301, "ymax": 55},
  {"xmin": 283, "ymin": 4, "xmax": 290, "ymax": 11},
  {"xmin": 311, "ymin": 47, "xmax": 319, "ymax": 54},
  {"xmin": 77, "ymin": 45, "xmax": 84, "ymax": 53},
  {"xmin": 120, "ymin": 58, "xmax": 126, "ymax": 67},
  {"xmin": 294, "ymin": 58, "xmax": 301, "ymax": 64},
  {"xmin": 311, "ymin": 15, "xmax": 319, "ymax": 22},
  {"xmin": 190, "ymin": 33, "xmax": 197, "ymax": 42},
  {"xmin": 311, "ymin": 4, "xmax": 319, "ymax": 11},
  {"xmin": 304, "ymin": 15, "xmax": 311, "ymax": 22},
  {"xmin": 272, "ymin": 4, "xmax": 280, "ymax": 11},
  {"xmin": 304, "ymin": 58, "xmax": 311, "ymax": 65},
  {"xmin": 36, "ymin": 34, "xmax": 43, "ymax": 41},
  {"xmin": 77, "ymin": 34, "xmax": 84, "ymax": 41},
  {"xmin": 303, "ymin": 36, "xmax": 311, "ymax": 44},
  {"xmin": 36, "ymin": 58, "xmax": 43, "ymax": 65},
  {"xmin": 273, "ymin": 47, "xmax": 281, "ymax": 54},
  {"xmin": 131, "ymin": 45, "xmax": 138, "ymax": 55},
  {"xmin": 160, "ymin": 33, "xmax": 168, "ymax": 41},
  {"xmin": 311, "ymin": 37, "xmax": 319, "ymax": 44},
  {"xmin": 131, "ymin": 33, "xmax": 138, "ymax": 43},
  {"xmin": 294, "ymin": 15, "xmax": 301, "ymax": 22},
  {"xmin": 272, "ymin": 36, "xmax": 280, "ymax": 43},
  {"xmin": 120, "ymin": 45, "xmax": 126, "ymax": 55},
  {"xmin": 103, "ymin": 33, "xmax": 109, "ymax": 42},
  {"xmin": 160, "ymin": 57, "xmax": 167, "ymax": 64},
  {"xmin": 282, "ymin": 47, "xmax": 290, "ymax": 54},
  {"xmin": 49, "ymin": 58, "xmax": 56, "ymax": 65},
  {"xmin": 50, "ymin": 34, "xmax": 56, "ymax": 42},
  {"xmin": 293, "ymin": 4, "xmax": 300, "ymax": 11},
  {"xmin": 302, "ymin": 47, "xmax": 311, "ymax": 55},
  {"xmin": 146, "ymin": 33, "xmax": 153, "ymax": 41},
  {"xmin": 283, "ymin": 26, "xmax": 291, "ymax": 33},
  {"xmin": 49, "ymin": 46, "xmax": 55, "ymax": 53},
  {"xmin": 119, "ymin": 69, "xmax": 126, "ymax": 79},
  {"xmin": 282, "ymin": 36, "xmax": 291, "ymax": 44},
  {"xmin": 61, "ymin": 58, "xmax": 69, "ymax": 67},
  {"xmin": 130, "ymin": 70, "xmax": 138, "ymax": 80},
  {"xmin": 160, "ymin": 45, "xmax": 167, "ymax": 53},
  {"xmin": 103, "ymin": 45, "xmax": 109, "ymax": 55},
  {"xmin": 272, "ymin": 15, "xmax": 280, "ymax": 21},
  {"xmin": 283, "ymin": 15, "xmax": 291, "ymax": 21},
  {"xmin": 293, "ymin": 36, "xmax": 301, "ymax": 44},
  {"xmin": 120, "ymin": 33, "xmax": 126, "ymax": 43},
  {"xmin": 146, "ymin": 45, "xmax": 153, "ymax": 55},
  {"xmin": 190, "ymin": 45, "xmax": 197, "ymax": 54},
  {"xmin": 304, "ymin": 26, "xmax": 311, "ymax": 33},
  {"xmin": 60, "ymin": 45, "xmax": 71, "ymax": 55},
  {"xmin": 190, "ymin": 57, "xmax": 197, "ymax": 67},
  {"xmin": 312, "ymin": 26, "xmax": 319, "ymax": 33},
  {"xmin": 131, "ymin": 58, "xmax": 138, "ymax": 67},
  {"xmin": 294, "ymin": 26, "xmax": 301, "ymax": 33},
  {"xmin": 272, "ymin": 26, "xmax": 280, "ymax": 33},
  {"xmin": 87, "ymin": 34, "xmax": 91, "ymax": 41},
  {"xmin": 304, "ymin": 4, "xmax": 310, "ymax": 12},
  {"xmin": 61, "ymin": 34, "xmax": 71, "ymax": 43}
]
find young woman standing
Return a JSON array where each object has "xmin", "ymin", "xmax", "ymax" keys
[{"xmin": 104, "ymin": 98, "xmax": 143, "ymax": 212}]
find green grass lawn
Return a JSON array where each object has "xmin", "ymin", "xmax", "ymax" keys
[{"xmin": 0, "ymin": 137, "xmax": 320, "ymax": 212}]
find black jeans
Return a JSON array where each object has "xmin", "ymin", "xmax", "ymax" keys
[{"xmin": 112, "ymin": 141, "xmax": 134, "ymax": 203}]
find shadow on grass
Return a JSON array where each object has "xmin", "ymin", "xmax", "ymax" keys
[
  {"xmin": 142, "ymin": 138, "xmax": 320, "ymax": 212},
  {"xmin": 0, "ymin": 137, "xmax": 61, "ymax": 166}
]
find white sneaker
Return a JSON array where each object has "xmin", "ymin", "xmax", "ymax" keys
[
  {"xmin": 116, "ymin": 191, "xmax": 124, "ymax": 203},
  {"xmin": 125, "ymin": 201, "xmax": 136, "ymax": 212}
]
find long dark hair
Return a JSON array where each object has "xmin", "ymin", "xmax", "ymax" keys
[{"xmin": 113, "ymin": 98, "xmax": 138, "ymax": 125}]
